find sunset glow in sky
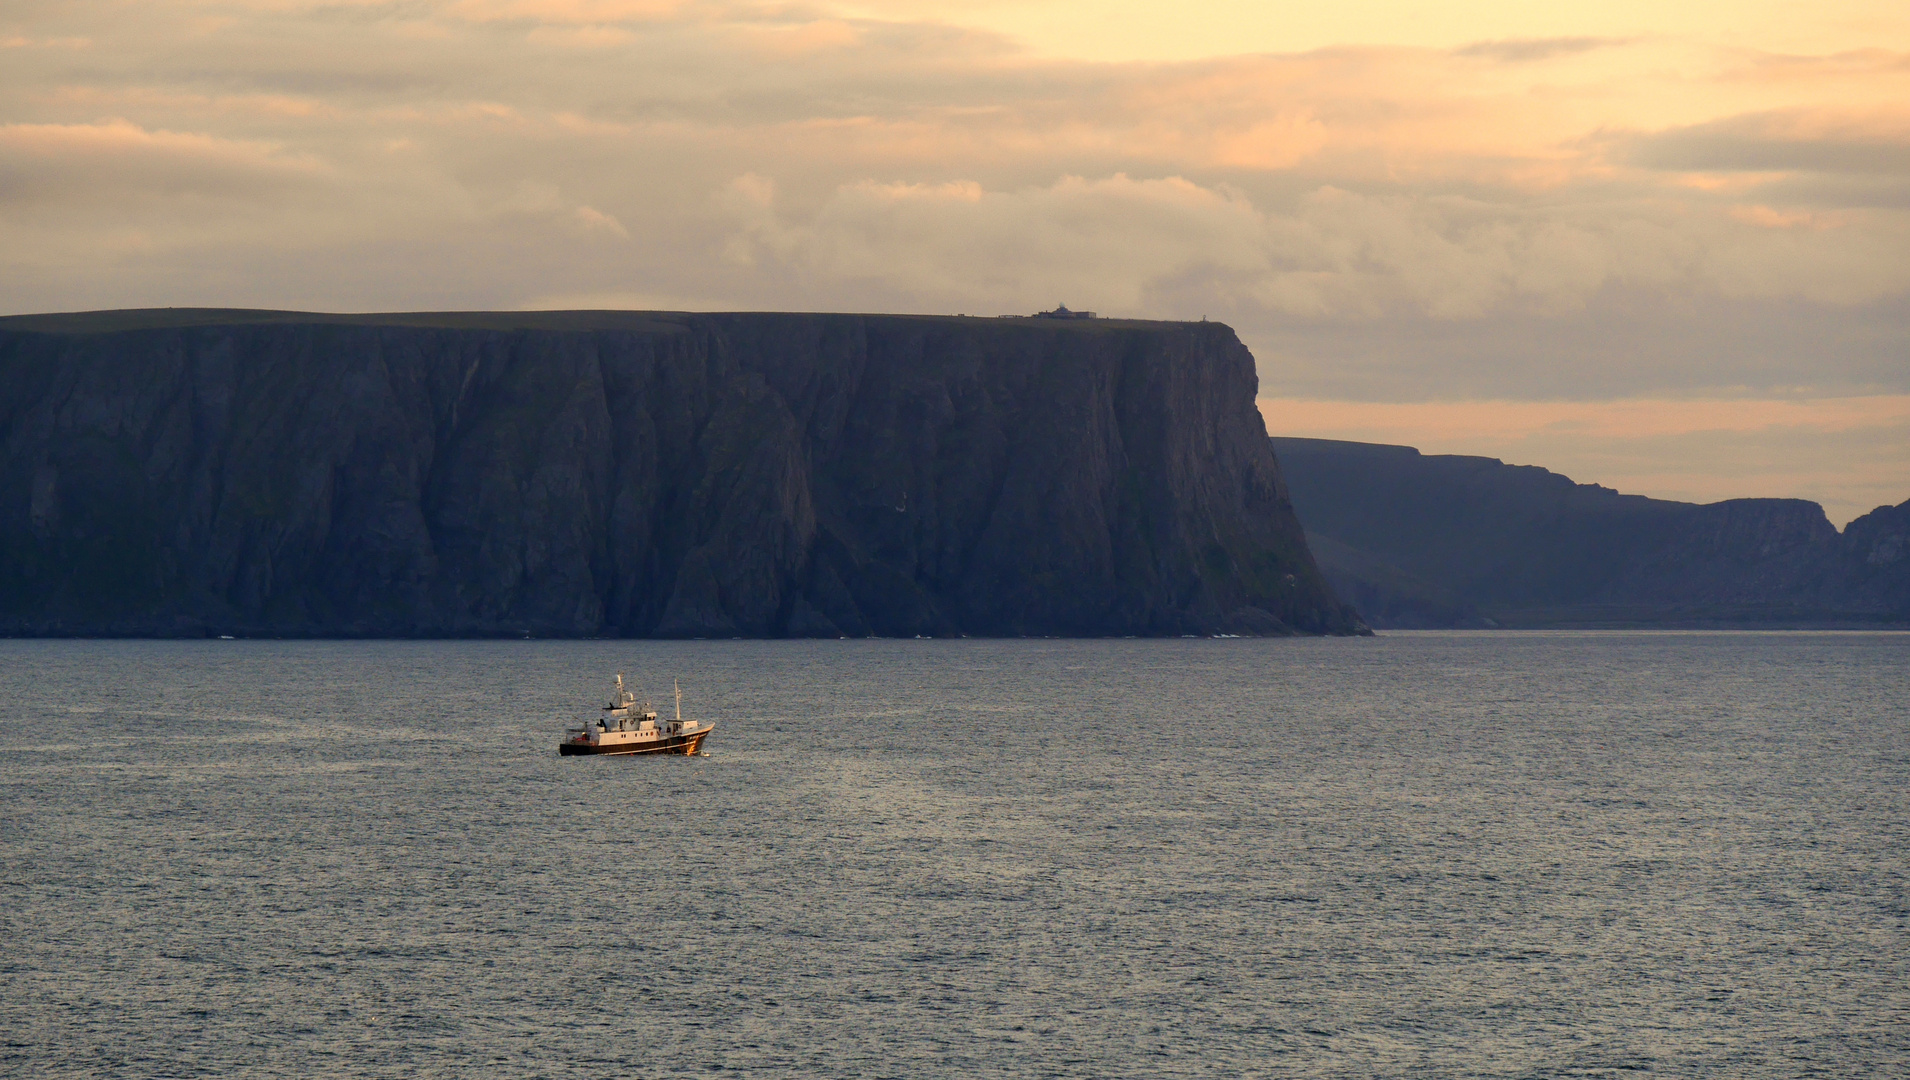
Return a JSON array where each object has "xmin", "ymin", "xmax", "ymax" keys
[{"xmin": 3, "ymin": 0, "xmax": 1906, "ymax": 522}]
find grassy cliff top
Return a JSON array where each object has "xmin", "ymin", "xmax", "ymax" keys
[{"xmin": 0, "ymin": 308, "xmax": 1193, "ymax": 335}]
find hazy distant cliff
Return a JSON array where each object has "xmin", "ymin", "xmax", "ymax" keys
[
  {"xmin": 0, "ymin": 309, "xmax": 1363, "ymax": 637},
  {"xmin": 1272, "ymin": 437, "xmax": 1909, "ymax": 628}
]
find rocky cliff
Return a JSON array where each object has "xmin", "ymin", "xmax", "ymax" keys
[
  {"xmin": 1270, "ymin": 436, "xmax": 1910, "ymax": 628},
  {"xmin": 0, "ymin": 309, "xmax": 1363, "ymax": 637}
]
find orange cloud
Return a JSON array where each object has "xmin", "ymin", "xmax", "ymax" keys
[
  {"xmin": 524, "ymin": 24, "xmax": 641, "ymax": 47},
  {"xmin": 1731, "ymin": 205, "xmax": 1825, "ymax": 229},
  {"xmin": 0, "ymin": 35, "xmax": 91, "ymax": 48},
  {"xmin": 0, "ymin": 119, "xmax": 324, "ymax": 176},
  {"xmin": 36, "ymin": 86, "xmax": 337, "ymax": 119},
  {"xmin": 444, "ymin": 0, "xmax": 694, "ymax": 21}
]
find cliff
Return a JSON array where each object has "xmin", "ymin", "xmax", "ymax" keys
[
  {"xmin": 0, "ymin": 309, "xmax": 1364, "ymax": 637},
  {"xmin": 1270, "ymin": 436, "xmax": 1910, "ymax": 628}
]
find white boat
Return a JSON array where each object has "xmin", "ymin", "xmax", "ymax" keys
[{"xmin": 559, "ymin": 675, "xmax": 712, "ymax": 757}]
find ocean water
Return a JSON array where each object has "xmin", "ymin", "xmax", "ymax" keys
[{"xmin": 1, "ymin": 632, "xmax": 1905, "ymax": 1079}]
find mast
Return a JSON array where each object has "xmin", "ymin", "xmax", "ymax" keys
[{"xmin": 674, "ymin": 679, "xmax": 682, "ymax": 725}]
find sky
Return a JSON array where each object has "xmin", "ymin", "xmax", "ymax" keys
[{"xmin": 3, "ymin": 1, "xmax": 1906, "ymax": 525}]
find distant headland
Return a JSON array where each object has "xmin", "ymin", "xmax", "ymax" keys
[{"xmin": 1273, "ymin": 436, "xmax": 1910, "ymax": 629}]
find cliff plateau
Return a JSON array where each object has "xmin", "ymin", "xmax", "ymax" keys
[{"xmin": 0, "ymin": 310, "xmax": 1363, "ymax": 638}]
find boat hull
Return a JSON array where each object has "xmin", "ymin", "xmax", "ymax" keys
[{"xmin": 558, "ymin": 729, "xmax": 711, "ymax": 756}]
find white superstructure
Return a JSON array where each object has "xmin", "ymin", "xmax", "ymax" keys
[{"xmin": 559, "ymin": 675, "xmax": 713, "ymax": 756}]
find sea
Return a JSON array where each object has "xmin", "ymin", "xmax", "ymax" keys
[{"xmin": 2, "ymin": 632, "xmax": 1905, "ymax": 1078}]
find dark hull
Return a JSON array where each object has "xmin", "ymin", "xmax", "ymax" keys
[{"xmin": 558, "ymin": 729, "xmax": 711, "ymax": 756}]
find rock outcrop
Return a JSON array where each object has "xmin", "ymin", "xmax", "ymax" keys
[
  {"xmin": 0, "ymin": 309, "xmax": 1364, "ymax": 637},
  {"xmin": 1270, "ymin": 436, "xmax": 1910, "ymax": 628}
]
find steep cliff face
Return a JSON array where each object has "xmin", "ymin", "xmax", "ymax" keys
[
  {"xmin": 1269, "ymin": 436, "xmax": 1909, "ymax": 628},
  {"xmin": 0, "ymin": 310, "xmax": 1363, "ymax": 637},
  {"xmin": 1841, "ymin": 501, "xmax": 1910, "ymax": 616}
]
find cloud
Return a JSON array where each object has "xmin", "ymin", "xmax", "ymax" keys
[
  {"xmin": 0, "ymin": 1, "xmax": 1905, "ymax": 407},
  {"xmin": 1452, "ymin": 36, "xmax": 1628, "ymax": 63},
  {"xmin": 717, "ymin": 172, "xmax": 1910, "ymax": 322},
  {"xmin": 1626, "ymin": 109, "xmax": 1910, "ymax": 174},
  {"xmin": 1246, "ymin": 289, "xmax": 1910, "ymax": 402},
  {"xmin": 722, "ymin": 172, "xmax": 1268, "ymax": 307},
  {"xmin": 443, "ymin": 0, "xmax": 700, "ymax": 22},
  {"xmin": 0, "ymin": 119, "xmax": 330, "ymax": 203},
  {"xmin": 0, "ymin": 35, "xmax": 91, "ymax": 49},
  {"xmin": 572, "ymin": 205, "xmax": 630, "ymax": 237}
]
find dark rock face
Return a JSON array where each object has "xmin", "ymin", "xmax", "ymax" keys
[
  {"xmin": 0, "ymin": 309, "xmax": 1364, "ymax": 637},
  {"xmin": 1270, "ymin": 436, "xmax": 1909, "ymax": 628}
]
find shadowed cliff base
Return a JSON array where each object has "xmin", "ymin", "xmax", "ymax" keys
[
  {"xmin": 0, "ymin": 309, "xmax": 1365, "ymax": 638},
  {"xmin": 1271, "ymin": 437, "xmax": 1910, "ymax": 629}
]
